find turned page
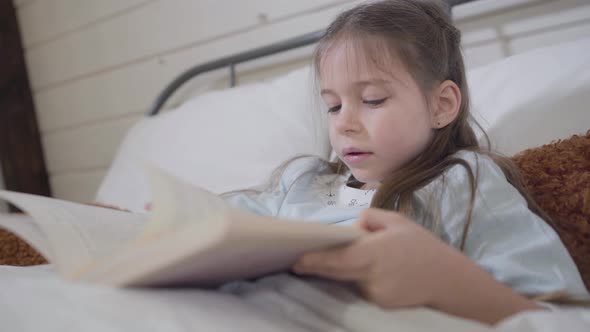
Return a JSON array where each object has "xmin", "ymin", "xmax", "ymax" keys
[
  {"xmin": 0, "ymin": 191, "xmax": 146, "ymax": 274},
  {"xmin": 136, "ymin": 165, "xmax": 233, "ymax": 241}
]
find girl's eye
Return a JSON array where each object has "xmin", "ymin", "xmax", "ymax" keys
[
  {"xmin": 328, "ymin": 105, "xmax": 341, "ymax": 113},
  {"xmin": 363, "ymin": 97, "xmax": 388, "ymax": 106}
]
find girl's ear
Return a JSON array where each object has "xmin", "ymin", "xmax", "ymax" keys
[{"xmin": 431, "ymin": 80, "xmax": 461, "ymax": 129}]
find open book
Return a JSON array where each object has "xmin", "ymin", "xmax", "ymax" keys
[{"xmin": 0, "ymin": 166, "xmax": 364, "ymax": 288}]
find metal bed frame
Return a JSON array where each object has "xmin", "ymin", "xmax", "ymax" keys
[{"xmin": 147, "ymin": 0, "xmax": 477, "ymax": 116}]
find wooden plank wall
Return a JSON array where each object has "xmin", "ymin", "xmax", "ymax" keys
[{"xmin": 9, "ymin": 0, "xmax": 590, "ymax": 202}]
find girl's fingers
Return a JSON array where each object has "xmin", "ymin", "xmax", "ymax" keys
[
  {"xmin": 87, "ymin": 203, "xmax": 130, "ymax": 212},
  {"xmin": 357, "ymin": 208, "xmax": 406, "ymax": 232},
  {"xmin": 293, "ymin": 246, "xmax": 369, "ymax": 281}
]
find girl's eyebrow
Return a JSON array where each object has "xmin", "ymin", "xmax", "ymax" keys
[
  {"xmin": 357, "ymin": 77, "xmax": 408, "ymax": 88},
  {"xmin": 353, "ymin": 79, "xmax": 392, "ymax": 87},
  {"xmin": 320, "ymin": 89, "xmax": 337, "ymax": 96},
  {"xmin": 320, "ymin": 78, "xmax": 395, "ymax": 96}
]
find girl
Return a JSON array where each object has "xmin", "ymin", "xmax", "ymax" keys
[{"xmin": 222, "ymin": 0, "xmax": 589, "ymax": 326}]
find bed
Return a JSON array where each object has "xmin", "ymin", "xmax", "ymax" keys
[{"xmin": 2, "ymin": 0, "xmax": 590, "ymax": 330}]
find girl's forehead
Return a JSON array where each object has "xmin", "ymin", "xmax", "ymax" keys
[{"xmin": 319, "ymin": 39, "xmax": 410, "ymax": 86}]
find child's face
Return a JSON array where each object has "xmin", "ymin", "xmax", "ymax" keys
[{"xmin": 320, "ymin": 43, "xmax": 435, "ymax": 188}]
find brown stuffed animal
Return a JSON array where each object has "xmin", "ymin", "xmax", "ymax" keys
[
  {"xmin": 512, "ymin": 130, "xmax": 590, "ymax": 290},
  {"xmin": 0, "ymin": 228, "xmax": 46, "ymax": 266}
]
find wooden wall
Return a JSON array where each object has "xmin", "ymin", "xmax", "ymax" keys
[{"xmin": 10, "ymin": 0, "xmax": 590, "ymax": 202}]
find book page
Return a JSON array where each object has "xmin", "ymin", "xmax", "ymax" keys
[
  {"xmin": 0, "ymin": 213, "xmax": 54, "ymax": 262},
  {"xmin": 137, "ymin": 164, "xmax": 233, "ymax": 241},
  {"xmin": 0, "ymin": 191, "xmax": 147, "ymax": 274},
  {"xmin": 79, "ymin": 211, "xmax": 365, "ymax": 287}
]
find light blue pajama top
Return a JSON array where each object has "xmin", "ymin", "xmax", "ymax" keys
[{"xmin": 223, "ymin": 151, "xmax": 589, "ymax": 299}]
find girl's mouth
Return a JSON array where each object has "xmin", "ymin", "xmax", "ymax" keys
[{"xmin": 343, "ymin": 152, "xmax": 373, "ymax": 164}]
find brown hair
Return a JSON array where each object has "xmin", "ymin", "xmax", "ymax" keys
[{"xmin": 313, "ymin": 0, "xmax": 554, "ymax": 250}]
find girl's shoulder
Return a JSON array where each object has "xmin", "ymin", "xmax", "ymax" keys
[
  {"xmin": 422, "ymin": 150, "xmax": 505, "ymax": 194},
  {"xmin": 445, "ymin": 150, "xmax": 504, "ymax": 181},
  {"xmin": 277, "ymin": 155, "xmax": 332, "ymax": 187}
]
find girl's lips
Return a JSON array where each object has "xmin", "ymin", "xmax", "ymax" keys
[{"xmin": 343, "ymin": 152, "xmax": 373, "ymax": 164}]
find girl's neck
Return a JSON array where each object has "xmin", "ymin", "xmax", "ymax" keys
[
  {"xmin": 346, "ymin": 177, "xmax": 380, "ymax": 190},
  {"xmin": 360, "ymin": 182, "xmax": 380, "ymax": 190},
  {"xmin": 343, "ymin": 175, "xmax": 380, "ymax": 191}
]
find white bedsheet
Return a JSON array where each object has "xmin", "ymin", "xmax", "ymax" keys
[{"xmin": 2, "ymin": 265, "xmax": 589, "ymax": 331}]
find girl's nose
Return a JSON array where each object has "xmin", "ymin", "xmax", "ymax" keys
[{"xmin": 335, "ymin": 106, "xmax": 362, "ymax": 134}]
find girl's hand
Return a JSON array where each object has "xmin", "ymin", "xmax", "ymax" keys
[
  {"xmin": 292, "ymin": 208, "xmax": 542, "ymax": 324},
  {"xmin": 293, "ymin": 208, "xmax": 451, "ymax": 308},
  {"xmin": 86, "ymin": 203, "xmax": 130, "ymax": 212}
]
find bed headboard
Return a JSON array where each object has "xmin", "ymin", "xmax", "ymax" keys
[{"xmin": 147, "ymin": 0, "xmax": 480, "ymax": 116}]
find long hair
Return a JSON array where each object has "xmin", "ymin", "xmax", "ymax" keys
[{"xmin": 313, "ymin": 0, "xmax": 554, "ymax": 250}]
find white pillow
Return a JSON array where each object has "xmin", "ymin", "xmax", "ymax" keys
[
  {"xmin": 468, "ymin": 37, "xmax": 590, "ymax": 156},
  {"xmin": 97, "ymin": 37, "xmax": 590, "ymax": 211},
  {"xmin": 95, "ymin": 67, "xmax": 330, "ymax": 212}
]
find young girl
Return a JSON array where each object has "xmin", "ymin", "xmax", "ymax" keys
[{"xmin": 221, "ymin": 0, "xmax": 589, "ymax": 325}]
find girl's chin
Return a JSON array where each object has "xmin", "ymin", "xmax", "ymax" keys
[{"xmin": 348, "ymin": 171, "xmax": 381, "ymax": 189}]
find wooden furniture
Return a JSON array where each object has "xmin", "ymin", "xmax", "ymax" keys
[{"xmin": 0, "ymin": 1, "xmax": 51, "ymax": 203}]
